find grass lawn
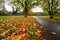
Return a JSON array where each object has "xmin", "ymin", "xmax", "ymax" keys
[
  {"xmin": 38, "ymin": 16, "xmax": 60, "ymax": 23},
  {"xmin": 0, "ymin": 16, "xmax": 48, "ymax": 40}
]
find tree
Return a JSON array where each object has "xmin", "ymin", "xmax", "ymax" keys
[
  {"xmin": 9, "ymin": 0, "xmax": 19, "ymax": 14},
  {"xmin": 0, "ymin": 0, "xmax": 5, "ymax": 14},
  {"xmin": 2, "ymin": 1, "xmax": 5, "ymax": 14},
  {"xmin": 9, "ymin": 0, "xmax": 41, "ymax": 17},
  {"xmin": 40, "ymin": 0, "xmax": 58, "ymax": 19}
]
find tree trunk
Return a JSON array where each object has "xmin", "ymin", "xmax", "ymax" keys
[
  {"xmin": 24, "ymin": 6, "xmax": 28, "ymax": 17},
  {"xmin": 12, "ymin": 7, "xmax": 15, "ymax": 14},
  {"xmin": 48, "ymin": 11, "xmax": 54, "ymax": 19},
  {"xmin": 3, "ymin": 5, "xmax": 5, "ymax": 14},
  {"xmin": 50, "ymin": 15, "xmax": 54, "ymax": 19},
  {"xmin": 25, "ymin": 13, "xmax": 27, "ymax": 17},
  {"xmin": 24, "ymin": 1, "xmax": 28, "ymax": 17},
  {"xmin": 15, "ymin": 8, "xmax": 18, "ymax": 14}
]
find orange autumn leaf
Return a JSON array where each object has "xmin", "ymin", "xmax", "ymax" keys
[
  {"xmin": 51, "ymin": 32, "xmax": 56, "ymax": 35},
  {"xmin": 12, "ymin": 35, "xmax": 21, "ymax": 40}
]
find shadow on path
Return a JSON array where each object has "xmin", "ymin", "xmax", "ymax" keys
[{"xmin": 33, "ymin": 16, "xmax": 60, "ymax": 40}]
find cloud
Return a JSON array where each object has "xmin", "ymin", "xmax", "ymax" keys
[
  {"xmin": 5, "ymin": 5, "xmax": 12, "ymax": 12},
  {"xmin": 31, "ymin": 6, "xmax": 43, "ymax": 12}
]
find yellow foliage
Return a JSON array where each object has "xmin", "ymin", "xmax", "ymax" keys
[
  {"xmin": 12, "ymin": 35, "xmax": 21, "ymax": 40},
  {"xmin": 33, "ymin": 24, "xmax": 37, "ymax": 27},
  {"xmin": 51, "ymin": 32, "xmax": 56, "ymax": 35},
  {"xmin": 35, "ymin": 32, "xmax": 38, "ymax": 35},
  {"xmin": 35, "ymin": 32, "xmax": 41, "ymax": 37},
  {"xmin": 37, "ymin": 30, "xmax": 41, "ymax": 33}
]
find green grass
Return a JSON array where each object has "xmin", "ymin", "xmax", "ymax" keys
[
  {"xmin": 0, "ymin": 16, "xmax": 60, "ymax": 23},
  {"xmin": 37, "ymin": 16, "xmax": 50, "ymax": 18},
  {"xmin": 37, "ymin": 16, "xmax": 60, "ymax": 19},
  {"xmin": 37, "ymin": 16, "xmax": 60, "ymax": 23},
  {"xmin": 0, "ymin": 16, "xmax": 23, "ymax": 20}
]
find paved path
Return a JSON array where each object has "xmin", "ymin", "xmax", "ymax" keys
[{"xmin": 33, "ymin": 16, "xmax": 60, "ymax": 40}]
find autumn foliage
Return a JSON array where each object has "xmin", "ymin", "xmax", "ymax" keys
[{"xmin": 0, "ymin": 16, "xmax": 46, "ymax": 40}]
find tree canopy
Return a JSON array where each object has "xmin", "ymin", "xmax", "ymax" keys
[
  {"xmin": 9, "ymin": 0, "xmax": 41, "ymax": 17},
  {"xmin": 7, "ymin": 0, "xmax": 59, "ymax": 18},
  {"xmin": 39, "ymin": 0, "xmax": 59, "ymax": 19}
]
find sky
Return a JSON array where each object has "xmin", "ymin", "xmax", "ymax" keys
[
  {"xmin": 5, "ymin": 0, "xmax": 43, "ymax": 12},
  {"xmin": 1, "ymin": 0, "xmax": 60, "ymax": 12},
  {"xmin": 31, "ymin": 7, "xmax": 43, "ymax": 12},
  {"xmin": 5, "ymin": 5, "xmax": 13, "ymax": 12},
  {"xmin": 5, "ymin": 5, "xmax": 43, "ymax": 12}
]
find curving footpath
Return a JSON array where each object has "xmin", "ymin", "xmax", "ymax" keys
[{"xmin": 33, "ymin": 16, "xmax": 60, "ymax": 40}]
